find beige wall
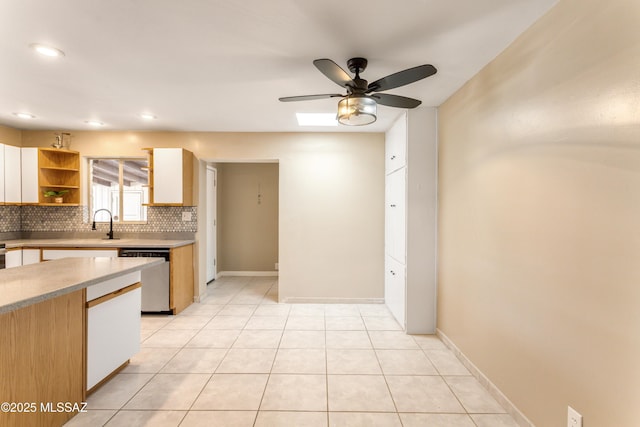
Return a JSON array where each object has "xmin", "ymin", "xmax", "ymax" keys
[
  {"xmin": 21, "ymin": 130, "xmax": 385, "ymax": 302},
  {"xmin": 0, "ymin": 124, "xmax": 21, "ymax": 146},
  {"xmin": 437, "ymin": 0, "xmax": 640, "ymax": 426},
  {"xmin": 217, "ymin": 162, "xmax": 279, "ymax": 272}
]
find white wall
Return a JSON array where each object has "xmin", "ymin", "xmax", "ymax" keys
[{"xmin": 22, "ymin": 131, "xmax": 386, "ymax": 302}]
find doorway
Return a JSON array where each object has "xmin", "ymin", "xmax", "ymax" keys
[
  {"xmin": 206, "ymin": 166, "xmax": 217, "ymax": 283},
  {"xmin": 206, "ymin": 162, "xmax": 279, "ymax": 280}
]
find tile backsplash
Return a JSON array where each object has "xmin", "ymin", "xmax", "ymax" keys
[
  {"xmin": 0, "ymin": 206, "xmax": 21, "ymax": 232},
  {"xmin": 1, "ymin": 205, "xmax": 197, "ymax": 234}
]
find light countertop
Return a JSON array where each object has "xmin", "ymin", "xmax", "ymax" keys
[
  {"xmin": 3, "ymin": 238, "xmax": 194, "ymax": 249},
  {"xmin": 0, "ymin": 257, "xmax": 163, "ymax": 314}
]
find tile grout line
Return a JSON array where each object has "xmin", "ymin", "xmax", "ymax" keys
[
  {"xmin": 324, "ymin": 311, "xmax": 329, "ymax": 426},
  {"xmin": 253, "ymin": 281, "xmax": 284, "ymax": 426}
]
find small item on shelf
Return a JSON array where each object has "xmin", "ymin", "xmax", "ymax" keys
[
  {"xmin": 43, "ymin": 189, "xmax": 69, "ymax": 203},
  {"xmin": 52, "ymin": 134, "xmax": 63, "ymax": 149},
  {"xmin": 52, "ymin": 132, "xmax": 71, "ymax": 149}
]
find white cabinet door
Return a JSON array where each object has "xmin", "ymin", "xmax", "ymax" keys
[
  {"xmin": 5, "ymin": 249, "xmax": 22, "ymax": 269},
  {"xmin": 153, "ymin": 148, "xmax": 183, "ymax": 204},
  {"xmin": 21, "ymin": 147, "xmax": 38, "ymax": 204},
  {"xmin": 87, "ymin": 287, "xmax": 141, "ymax": 390},
  {"xmin": 22, "ymin": 249, "xmax": 41, "ymax": 265},
  {"xmin": 42, "ymin": 249, "xmax": 118, "ymax": 260},
  {"xmin": 385, "ymin": 168, "xmax": 406, "ymax": 263},
  {"xmin": 4, "ymin": 145, "xmax": 21, "ymax": 203},
  {"xmin": 385, "ymin": 255, "xmax": 406, "ymax": 329},
  {"xmin": 385, "ymin": 114, "xmax": 407, "ymax": 174},
  {"xmin": 0, "ymin": 144, "xmax": 5, "ymax": 203}
]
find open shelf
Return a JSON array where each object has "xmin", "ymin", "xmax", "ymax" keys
[
  {"xmin": 41, "ymin": 184, "xmax": 80, "ymax": 189},
  {"xmin": 142, "ymin": 148, "xmax": 154, "ymax": 205},
  {"xmin": 40, "ymin": 166, "xmax": 80, "ymax": 172},
  {"xmin": 38, "ymin": 148, "xmax": 81, "ymax": 205}
]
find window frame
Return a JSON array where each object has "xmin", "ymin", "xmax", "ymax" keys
[{"xmin": 88, "ymin": 156, "xmax": 149, "ymax": 224}]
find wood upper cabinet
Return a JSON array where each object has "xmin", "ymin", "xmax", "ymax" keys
[
  {"xmin": 144, "ymin": 148, "xmax": 194, "ymax": 206},
  {"xmin": 12, "ymin": 147, "xmax": 80, "ymax": 205},
  {"xmin": 4, "ymin": 144, "xmax": 22, "ymax": 204},
  {"xmin": 21, "ymin": 147, "xmax": 39, "ymax": 204},
  {"xmin": 37, "ymin": 148, "xmax": 81, "ymax": 205},
  {"xmin": 0, "ymin": 144, "xmax": 4, "ymax": 203}
]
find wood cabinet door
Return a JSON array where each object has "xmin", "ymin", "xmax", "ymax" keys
[
  {"xmin": 4, "ymin": 145, "xmax": 21, "ymax": 203},
  {"xmin": 385, "ymin": 113, "xmax": 407, "ymax": 174},
  {"xmin": 385, "ymin": 255, "xmax": 406, "ymax": 329},
  {"xmin": 0, "ymin": 144, "xmax": 4, "ymax": 203},
  {"xmin": 5, "ymin": 249, "xmax": 21, "ymax": 268},
  {"xmin": 385, "ymin": 168, "xmax": 406, "ymax": 263},
  {"xmin": 21, "ymin": 147, "xmax": 38, "ymax": 203},
  {"xmin": 87, "ymin": 286, "xmax": 141, "ymax": 390},
  {"xmin": 153, "ymin": 148, "xmax": 183, "ymax": 204}
]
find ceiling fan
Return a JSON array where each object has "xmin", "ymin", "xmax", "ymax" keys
[{"xmin": 279, "ymin": 57, "xmax": 437, "ymax": 126}]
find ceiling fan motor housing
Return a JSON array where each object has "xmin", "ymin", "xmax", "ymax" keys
[{"xmin": 347, "ymin": 57, "xmax": 368, "ymax": 74}]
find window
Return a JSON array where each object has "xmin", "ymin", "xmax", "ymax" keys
[{"xmin": 90, "ymin": 158, "xmax": 149, "ymax": 223}]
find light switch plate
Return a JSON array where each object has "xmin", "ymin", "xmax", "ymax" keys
[
  {"xmin": 181, "ymin": 211, "xmax": 192, "ymax": 221},
  {"xmin": 567, "ymin": 406, "xmax": 583, "ymax": 427}
]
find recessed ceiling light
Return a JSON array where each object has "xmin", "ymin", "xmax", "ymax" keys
[
  {"xmin": 139, "ymin": 113, "xmax": 157, "ymax": 120},
  {"xmin": 29, "ymin": 43, "xmax": 65, "ymax": 58},
  {"xmin": 85, "ymin": 120, "xmax": 104, "ymax": 127},
  {"xmin": 296, "ymin": 113, "xmax": 338, "ymax": 127},
  {"xmin": 13, "ymin": 112, "xmax": 36, "ymax": 119}
]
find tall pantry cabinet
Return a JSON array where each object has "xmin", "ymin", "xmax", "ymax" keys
[{"xmin": 384, "ymin": 108, "xmax": 437, "ymax": 334}]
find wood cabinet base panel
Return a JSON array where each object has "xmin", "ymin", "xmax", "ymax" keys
[{"xmin": 0, "ymin": 290, "xmax": 85, "ymax": 427}]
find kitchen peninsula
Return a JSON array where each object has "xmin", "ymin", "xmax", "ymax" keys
[
  {"xmin": 4, "ymin": 238, "xmax": 195, "ymax": 315},
  {"xmin": 0, "ymin": 257, "xmax": 162, "ymax": 427}
]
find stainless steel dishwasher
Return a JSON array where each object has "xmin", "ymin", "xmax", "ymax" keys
[{"xmin": 119, "ymin": 248, "xmax": 171, "ymax": 313}]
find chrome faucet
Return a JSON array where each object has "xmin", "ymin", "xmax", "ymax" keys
[{"xmin": 92, "ymin": 209, "xmax": 115, "ymax": 240}]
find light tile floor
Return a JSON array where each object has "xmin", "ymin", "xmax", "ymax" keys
[{"xmin": 64, "ymin": 276, "xmax": 519, "ymax": 427}]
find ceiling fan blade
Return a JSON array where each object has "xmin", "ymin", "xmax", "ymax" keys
[
  {"xmin": 367, "ymin": 64, "xmax": 437, "ymax": 93},
  {"xmin": 370, "ymin": 93, "xmax": 422, "ymax": 109},
  {"xmin": 313, "ymin": 59, "xmax": 354, "ymax": 88},
  {"xmin": 279, "ymin": 94, "xmax": 343, "ymax": 102}
]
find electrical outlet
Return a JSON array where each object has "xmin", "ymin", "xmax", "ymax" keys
[
  {"xmin": 181, "ymin": 211, "xmax": 192, "ymax": 221},
  {"xmin": 568, "ymin": 406, "xmax": 583, "ymax": 427}
]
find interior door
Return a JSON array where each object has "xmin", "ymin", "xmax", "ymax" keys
[{"xmin": 206, "ymin": 166, "xmax": 217, "ymax": 282}]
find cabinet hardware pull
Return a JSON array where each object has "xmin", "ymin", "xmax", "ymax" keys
[
  {"xmin": 390, "ymin": 270, "xmax": 395, "ymax": 275},
  {"xmin": 390, "ymin": 204, "xmax": 396, "ymax": 207},
  {"xmin": 391, "ymin": 155, "xmax": 396, "ymax": 160}
]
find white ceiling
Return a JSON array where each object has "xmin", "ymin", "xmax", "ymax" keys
[{"xmin": 0, "ymin": 0, "xmax": 558, "ymax": 133}]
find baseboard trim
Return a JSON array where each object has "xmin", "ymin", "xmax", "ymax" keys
[
  {"xmin": 193, "ymin": 288, "xmax": 207, "ymax": 303},
  {"xmin": 282, "ymin": 297, "xmax": 385, "ymax": 304},
  {"xmin": 217, "ymin": 271, "xmax": 279, "ymax": 277},
  {"xmin": 436, "ymin": 329, "xmax": 534, "ymax": 427}
]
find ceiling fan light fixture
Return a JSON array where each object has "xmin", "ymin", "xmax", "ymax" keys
[{"xmin": 337, "ymin": 96, "xmax": 376, "ymax": 126}]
